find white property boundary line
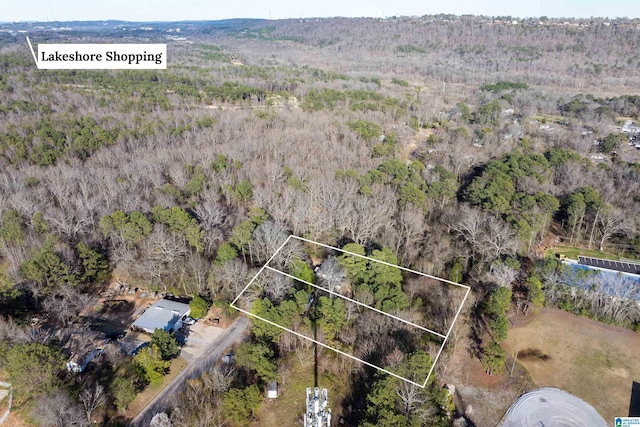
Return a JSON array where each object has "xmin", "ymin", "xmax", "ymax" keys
[
  {"xmin": 230, "ymin": 234, "xmax": 293, "ymax": 309},
  {"xmin": 288, "ymin": 235, "xmax": 471, "ymax": 290},
  {"xmin": 231, "ymin": 303, "xmax": 427, "ymax": 387},
  {"xmin": 264, "ymin": 266, "xmax": 447, "ymax": 339},
  {"xmin": 230, "ymin": 235, "xmax": 471, "ymax": 388}
]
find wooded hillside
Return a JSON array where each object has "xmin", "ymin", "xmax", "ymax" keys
[{"xmin": 0, "ymin": 15, "xmax": 638, "ymax": 426}]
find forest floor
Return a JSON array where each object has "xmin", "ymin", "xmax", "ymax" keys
[{"xmin": 502, "ymin": 307, "xmax": 640, "ymax": 421}]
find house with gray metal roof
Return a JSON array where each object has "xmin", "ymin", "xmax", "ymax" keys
[{"xmin": 132, "ymin": 298, "xmax": 190, "ymax": 334}]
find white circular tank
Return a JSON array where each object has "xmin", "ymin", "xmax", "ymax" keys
[{"xmin": 502, "ymin": 387, "xmax": 607, "ymax": 427}]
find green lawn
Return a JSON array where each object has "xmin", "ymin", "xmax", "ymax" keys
[{"xmin": 547, "ymin": 245, "xmax": 635, "ymax": 262}]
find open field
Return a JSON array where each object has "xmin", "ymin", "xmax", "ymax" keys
[{"xmin": 502, "ymin": 308, "xmax": 640, "ymax": 421}]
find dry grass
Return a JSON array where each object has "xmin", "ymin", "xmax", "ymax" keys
[
  {"xmin": 256, "ymin": 350, "xmax": 351, "ymax": 426},
  {"xmin": 2, "ymin": 412, "xmax": 30, "ymax": 427},
  {"xmin": 439, "ymin": 321, "xmax": 535, "ymax": 426},
  {"xmin": 124, "ymin": 356, "xmax": 188, "ymax": 419},
  {"xmin": 503, "ymin": 308, "xmax": 640, "ymax": 421}
]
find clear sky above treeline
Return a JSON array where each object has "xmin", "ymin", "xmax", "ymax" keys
[{"xmin": 1, "ymin": 0, "xmax": 639, "ymax": 22}]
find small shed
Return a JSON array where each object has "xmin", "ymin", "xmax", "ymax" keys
[{"xmin": 267, "ymin": 381, "xmax": 278, "ymax": 399}]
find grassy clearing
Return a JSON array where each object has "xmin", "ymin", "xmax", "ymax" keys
[
  {"xmin": 502, "ymin": 308, "xmax": 640, "ymax": 421},
  {"xmin": 124, "ymin": 356, "xmax": 188, "ymax": 419},
  {"xmin": 257, "ymin": 350, "xmax": 352, "ymax": 426},
  {"xmin": 533, "ymin": 114, "xmax": 568, "ymax": 124},
  {"xmin": 547, "ymin": 245, "xmax": 629, "ymax": 262}
]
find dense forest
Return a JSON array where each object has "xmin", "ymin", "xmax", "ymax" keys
[{"xmin": 0, "ymin": 15, "xmax": 639, "ymax": 426}]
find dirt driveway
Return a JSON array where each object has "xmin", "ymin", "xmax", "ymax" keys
[
  {"xmin": 502, "ymin": 308, "xmax": 640, "ymax": 421},
  {"xmin": 180, "ymin": 322, "xmax": 225, "ymax": 362}
]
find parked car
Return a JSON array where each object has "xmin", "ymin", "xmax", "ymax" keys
[{"xmin": 183, "ymin": 316, "xmax": 196, "ymax": 325}]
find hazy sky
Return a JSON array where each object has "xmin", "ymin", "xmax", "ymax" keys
[{"xmin": 1, "ymin": 0, "xmax": 639, "ymax": 22}]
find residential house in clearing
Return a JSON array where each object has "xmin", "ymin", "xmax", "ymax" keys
[{"xmin": 131, "ymin": 298, "xmax": 190, "ymax": 334}]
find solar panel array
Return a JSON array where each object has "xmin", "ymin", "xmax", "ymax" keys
[{"xmin": 578, "ymin": 256, "xmax": 640, "ymax": 275}]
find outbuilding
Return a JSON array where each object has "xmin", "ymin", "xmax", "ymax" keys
[
  {"xmin": 132, "ymin": 298, "xmax": 190, "ymax": 334},
  {"xmin": 267, "ymin": 381, "xmax": 278, "ymax": 399}
]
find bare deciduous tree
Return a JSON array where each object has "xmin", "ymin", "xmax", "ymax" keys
[
  {"xmin": 250, "ymin": 220, "xmax": 292, "ymax": 267},
  {"xmin": 260, "ymin": 269, "xmax": 292, "ymax": 302},
  {"xmin": 43, "ymin": 284, "xmax": 96, "ymax": 327},
  {"xmin": 597, "ymin": 208, "xmax": 631, "ymax": 251},
  {"xmin": 339, "ymin": 186, "xmax": 396, "ymax": 245},
  {"xmin": 79, "ymin": 383, "xmax": 107, "ymax": 423},
  {"xmin": 316, "ymin": 256, "xmax": 345, "ymax": 293},
  {"xmin": 194, "ymin": 196, "xmax": 227, "ymax": 254},
  {"xmin": 150, "ymin": 412, "xmax": 173, "ymax": 427},
  {"xmin": 452, "ymin": 205, "xmax": 518, "ymax": 261},
  {"xmin": 396, "ymin": 381, "xmax": 427, "ymax": 418},
  {"xmin": 210, "ymin": 258, "xmax": 250, "ymax": 300},
  {"xmin": 489, "ymin": 262, "xmax": 519, "ymax": 288},
  {"xmin": 103, "ymin": 341, "xmax": 125, "ymax": 369},
  {"xmin": 0, "ymin": 316, "xmax": 30, "ymax": 345},
  {"xmin": 32, "ymin": 391, "xmax": 88, "ymax": 427}
]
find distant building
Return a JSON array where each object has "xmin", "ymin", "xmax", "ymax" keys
[
  {"xmin": 132, "ymin": 298, "xmax": 190, "ymax": 334},
  {"xmin": 304, "ymin": 387, "xmax": 331, "ymax": 427},
  {"xmin": 622, "ymin": 120, "xmax": 640, "ymax": 135}
]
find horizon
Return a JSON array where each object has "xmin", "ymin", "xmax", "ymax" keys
[
  {"xmin": 2, "ymin": 14, "xmax": 638, "ymax": 25},
  {"xmin": 2, "ymin": 0, "xmax": 640, "ymax": 23}
]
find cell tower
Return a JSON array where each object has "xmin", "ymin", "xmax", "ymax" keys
[{"xmin": 304, "ymin": 387, "xmax": 331, "ymax": 427}]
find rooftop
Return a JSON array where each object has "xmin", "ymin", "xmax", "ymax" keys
[{"xmin": 132, "ymin": 298, "xmax": 190, "ymax": 333}]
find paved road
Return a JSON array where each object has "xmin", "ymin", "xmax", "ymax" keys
[{"xmin": 129, "ymin": 316, "xmax": 251, "ymax": 427}]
